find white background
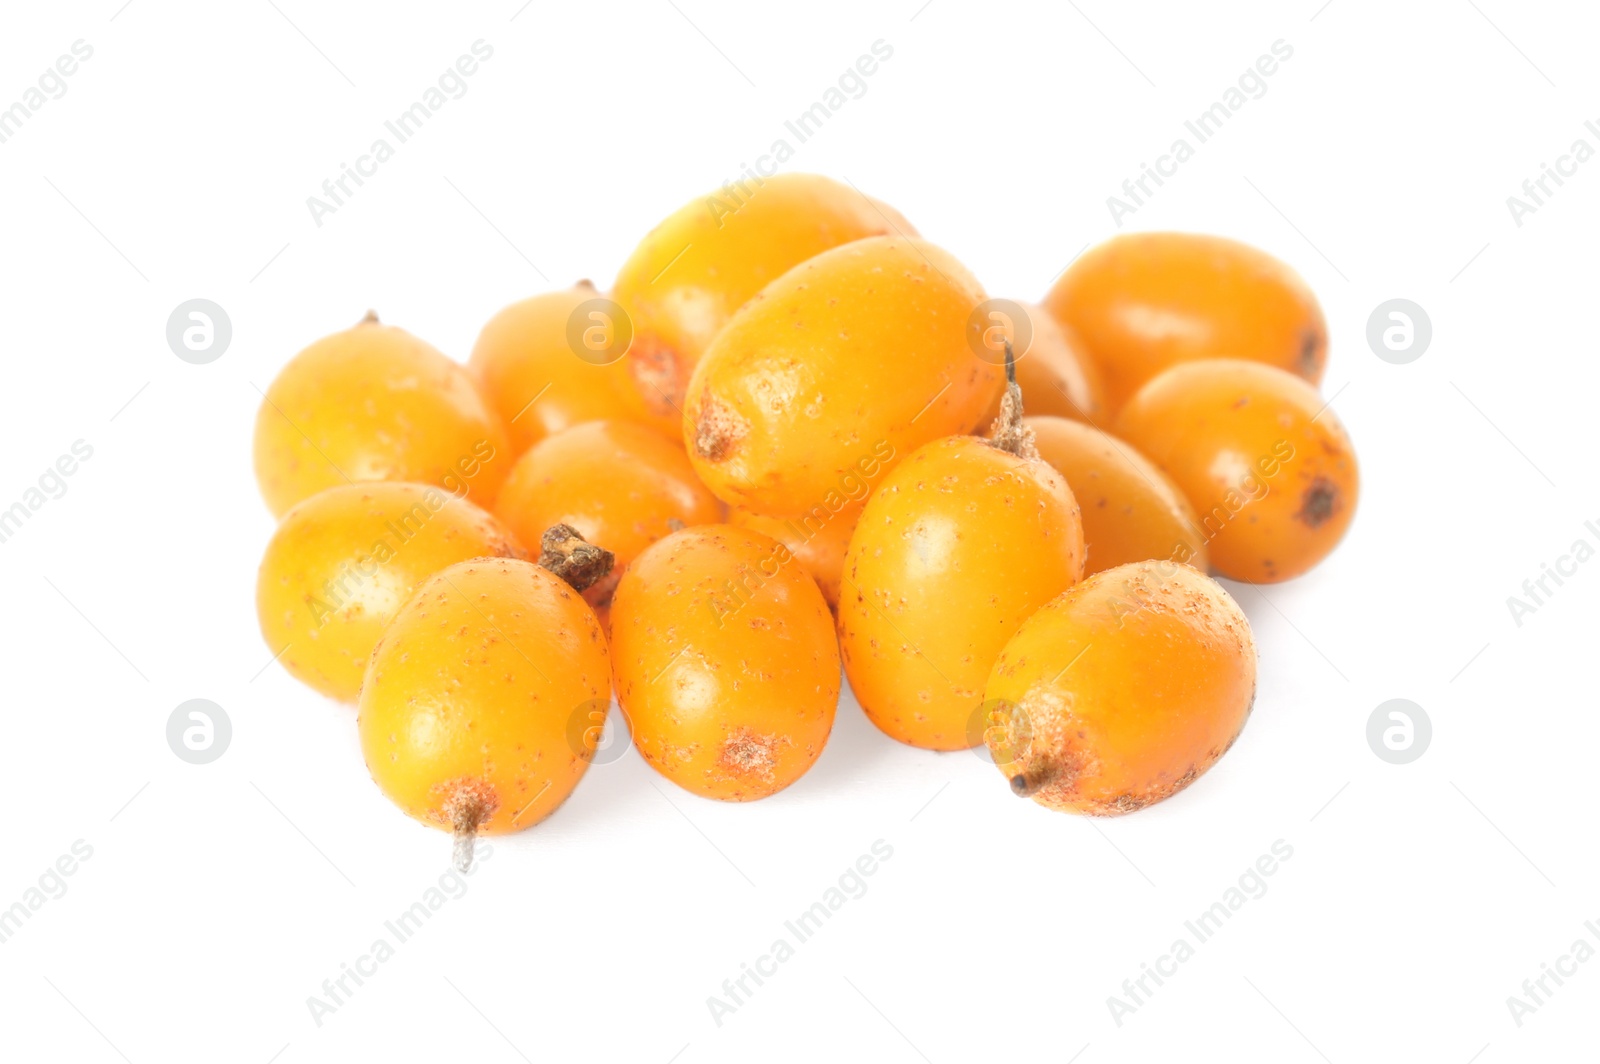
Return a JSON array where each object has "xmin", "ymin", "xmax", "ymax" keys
[{"xmin": 0, "ymin": 1, "xmax": 1595, "ymax": 1061}]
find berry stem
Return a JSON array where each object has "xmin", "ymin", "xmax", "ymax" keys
[
  {"xmin": 359, "ymin": 309, "xmax": 380, "ymax": 326},
  {"xmin": 987, "ymin": 339, "xmax": 1038, "ymax": 460},
  {"xmin": 537, "ymin": 523, "xmax": 615, "ymax": 592},
  {"xmin": 450, "ymin": 793, "xmax": 484, "ymax": 873}
]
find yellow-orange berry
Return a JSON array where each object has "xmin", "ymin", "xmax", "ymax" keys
[
  {"xmin": 986, "ymin": 560, "xmax": 1256, "ymax": 815},
  {"xmin": 1044, "ymin": 232, "xmax": 1326, "ymax": 411},
  {"xmin": 685, "ymin": 236, "xmax": 1003, "ymax": 518},
  {"xmin": 611, "ymin": 173, "xmax": 915, "ymax": 435},
  {"xmin": 728, "ymin": 504, "xmax": 859, "ymax": 611},
  {"xmin": 468, "ymin": 282, "xmax": 644, "ymax": 457},
  {"xmin": 493, "ymin": 420, "xmax": 722, "ymax": 612},
  {"xmin": 359, "ymin": 556, "xmax": 610, "ymax": 865},
  {"xmin": 1028, "ymin": 416, "xmax": 1207, "ymax": 576},
  {"xmin": 839, "ymin": 433, "xmax": 1085, "ymax": 750},
  {"xmin": 977, "ymin": 303, "xmax": 1105, "ymax": 426},
  {"xmin": 1114, "ymin": 359, "xmax": 1358, "ymax": 583},
  {"xmin": 610, "ymin": 525, "xmax": 838, "ymax": 800},
  {"xmin": 256, "ymin": 482, "xmax": 524, "ymax": 703},
  {"xmin": 254, "ymin": 314, "xmax": 510, "ymax": 516}
]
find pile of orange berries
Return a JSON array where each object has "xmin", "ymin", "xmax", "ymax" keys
[{"xmin": 254, "ymin": 173, "xmax": 1357, "ymax": 867}]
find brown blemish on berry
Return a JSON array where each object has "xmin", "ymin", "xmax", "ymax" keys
[
  {"xmin": 627, "ymin": 334, "xmax": 685, "ymax": 417},
  {"xmin": 717, "ymin": 727, "xmax": 785, "ymax": 783},
  {"xmin": 693, "ymin": 390, "xmax": 748, "ymax": 463},
  {"xmin": 1295, "ymin": 477, "xmax": 1339, "ymax": 529},
  {"xmin": 1299, "ymin": 328, "xmax": 1322, "ymax": 377}
]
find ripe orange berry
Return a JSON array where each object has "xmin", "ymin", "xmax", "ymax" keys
[
  {"xmin": 685, "ymin": 236, "xmax": 1003, "ymax": 518},
  {"xmin": 977, "ymin": 303, "xmax": 1105, "ymax": 426},
  {"xmin": 1027, "ymin": 416, "xmax": 1207, "ymax": 577},
  {"xmin": 610, "ymin": 525, "xmax": 839, "ymax": 800},
  {"xmin": 1044, "ymin": 232, "xmax": 1326, "ymax": 411},
  {"xmin": 257, "ymin": 482, "xmax": 525, "ymax": 703},
  {"xmin": 254, "ymin": 313, "xmax": 510, "ymax": 517},
  {"xmin": 839, "ymin": 419, "xmax": 1085, "ymax": 751},
  {"xmin": 986, "ymin": 560, "xmax": 1256, "ymax": 814},
  {"xmin": 1114, "ymin": 359, "xmax": 1358, "ymax": 583},
  {"xmin": 492, "ymin": 420, "xmax": 722, "ymax": 613},
  {"xmin": 728, "ymin": 504, "xmax": 859, "ymax": 611},
  {"xmin": 359, "ymin": 553, "xmax": 611, "ymax": 868},
  {"xmin": 611, "ymin": 173, "xmax": 915, "ymax": 435},
  {"xmin": 468, "ymin": 281, "xmax": 643, "ymax": 457}
]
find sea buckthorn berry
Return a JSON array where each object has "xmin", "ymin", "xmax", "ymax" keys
[
  {"xmin": 728, "ymin": 504, "xmax": 859, "ymax": 611},
  {"xmin": 256, "ymin": 482, "xmax": 525, "ymax": 703},
  {"xmin": 611, "ymin": 173, "xmax": 915, "ymax": 435},
  {"xmin": 492, "ymin": 420, "xmax": 723, "ymax": 613},
  {"xmin": 977, "ymin": 303, "xmax": 1105, "ymax": 426},
  {"xmin": 985, "ymin": 560, "xmax": 1256, "ymax": 814},
  {"xmin": 1113, "ymin": 359, "xmax": 1358, "ymax": 583},
  {"xmin": 468, "ymin": 281, "xmax": 643, "ymax": 457},
  {"xmin": 684, "ymin": 236, "xmax": 1003, "ymax": 518},
  {"xmin": 359, "ymin": 549, "xmax": 612, "ymax": 869},
  {"xmin": 253, "ymin": 312, "xmax": 511, "ymax": 517},
  {"xmin": 1044, "ymin": 232, "xmax": 1327, "ymax": 411},
  {"xmin": 839, "ymin": 374, "xmax": 1085, "ymax": 751},
  {"xmin": 1027, "ymin": 416, "xmax": 1207, "ymax": 577},
  {"xmin": 610, "ymin": 525, "xmax": 839, "ymax": 800}
]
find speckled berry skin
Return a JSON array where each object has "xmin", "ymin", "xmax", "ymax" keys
[
  {"xmin": 468, "ymin": 282, "xmax": 644, "ymax": 457},
  {"xmin": 682, "ymin": 236, "xmax": 1004, "ymax": 519},
  {"xmin": 493, "ymin": 420, "xmax": 723, "ymax": 617},
  {"xmin": 256, "ymin": 482, "xmax": 525, "ymax": 703},
  {"xmin": 358, "ymin": 557, "xmax": 610, "ymax": 837},
  {"xmin": 1044, "ymin": 231, "xmax": 1327, "ymax": 412},
  {"xmin": 1113, "ymin": 359, "xmax": 1358, "ymax": 583},
  {"xmin": 611, "ymin": 173, "xmax": 916, "ymax": 437},
  {"xmin": 985, "ymin": 560, "xmax": 1257, "ymax": 815},
  {"xmin": 728, "ymin": 503, "xmax": 859, "ymax": 611},
  {"xmin": 609, "ymin": 525, "xmax": 838, "ymax": 801},
  {"xmin": 1026, "ymin": 416, "xmax": 1208, "ymax": 577},
  {"xmin": 838, "ymin": 435, "xmax": 1085, "ymax": 751},
  {"xmin": 253, "ymin": 316, "xmax": 511, "ymax": 517}
]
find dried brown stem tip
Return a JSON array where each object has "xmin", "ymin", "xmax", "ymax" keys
[
  {"xmin": 449, "ymin": 794, "xmax": 485, "ymax": 873},
  {"xmin": 359, "ymin": 309, "xmax": 380, "ymax": 325},
  {"xmin": 987, "ymin": 339, "xmax": 1038, "ymax": 460},
  {"xmin": 538, "ymin": 523, "xmax": 615, "ymax": 592}
]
